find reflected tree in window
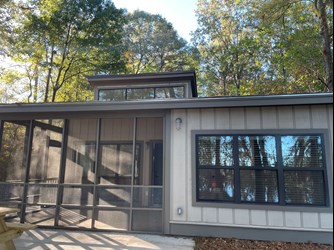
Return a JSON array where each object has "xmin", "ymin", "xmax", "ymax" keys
[
  {"xmin": 196, "ymin": 132, "xmax": 327, "ymax": 206},
  {"xmin": 238, "ymin": 136, "xmax": 276, "ymax": 167},
  {"xmin": 197, "ymin": 135, "xmax": 234, "ymax": 202},
  {"xmin": 238, "ymin": 136, "xmax": 277, "ymax": 203},
  {"xmin": 284, "ymin": 171, "xmax": 325, "ymax": 205},
  {"xmin": 197, "ymin": 136, "xmax": 233, "ymax": 166},
  {"xmin": 282, "ymin": 135, "xmax": 325, "ymax": 205},
  {"xmin": 282, "ymin": 136, "xmax": 323, "ymax": 168}
]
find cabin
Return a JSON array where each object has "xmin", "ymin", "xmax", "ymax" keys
[{"xmin": 0, "ymin": 71, "xmax": 332, "ymax": 244}]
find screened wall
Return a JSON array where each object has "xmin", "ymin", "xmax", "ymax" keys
[{"xmin": 0, "ymin": 117, "xmax": 164, "ymax": 233}]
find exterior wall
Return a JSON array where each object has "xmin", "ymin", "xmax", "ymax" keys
[{"xmin": 169, "ymin": 105, "xmax": 333, "ymax": 243}]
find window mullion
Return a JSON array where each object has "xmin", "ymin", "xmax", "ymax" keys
[
  {"xmin": 276, "ymin": 135, "xmax": 285, "ymax": 206},
  {"xmin": 233, "ymin": 135, "xmax": 240, "ymax": 203},
  {"xmin": 321, "ymin": 134, "xmax": 330, "ymax": 206}
]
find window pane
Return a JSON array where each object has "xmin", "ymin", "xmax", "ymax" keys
[
  {"xmin": 197, "ymin": 136, "xmax": 233, "ymax": 166},
  {"xmin": 284, "ymin": 171, "xmax": 325, "ymax": 205},
  {"xmin": 198, "ymin": 169, "xmax": 234, "ymax": 201},
  {"xmin": 282, "ymin": 136, "xmax": 323, "ymax": 168},
  {"xmin": 127, "ymin": 88, "xmax": 154, "ymax": 100},
  {"xmin": 155, "ymin": 86, "xmax": 184, "ymax": 99},
  {"xmin": 238, "ymin": 136, "xmax": 277, "ymax": 167},
  {"xmin": 240, "ymin": 170, "xmax": 279, "ymax": 203},
  {"xmin": 98, "ymin": 89, "xmax": 126, "ymax": 101}
]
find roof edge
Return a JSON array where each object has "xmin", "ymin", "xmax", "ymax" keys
[{"xmin": 0, "ymin": 93, "xmax": 332, "ymax": 116}]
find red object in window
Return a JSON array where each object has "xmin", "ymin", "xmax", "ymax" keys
[{"xmin": 211, "ymin": 179, "xmax": 217, "ymax": 189}]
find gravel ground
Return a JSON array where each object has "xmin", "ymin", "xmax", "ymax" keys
[{"xmin": 194, "ymin": 237, "xmax": 333, "ymax": 250}]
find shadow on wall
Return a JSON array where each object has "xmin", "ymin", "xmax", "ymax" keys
[{"xmin": 15, "ymin": 228, "xmax": 195, "ymax": 250}]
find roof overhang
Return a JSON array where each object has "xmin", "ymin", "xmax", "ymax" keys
[{"xmin": 0, "ymin": 93, "xmax": 332, "ymax": 120}]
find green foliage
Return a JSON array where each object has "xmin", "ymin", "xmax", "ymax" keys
[
  {"xmin": 1, "ymin": 0, "xmax": 332, "ymax": 102},
  {"xmin": 123, "ymin": 10, "xmax": 198, "ymax": 74},
  {"xmin": 2, "ymin": 0, "xmax": 126, "ymax": 102},
  {"xmin": 193, "ymin": 0, "xmax": 333, "ymax": 96},
  {"xmin": 0, "ymin": 69, "xmax": 24, "ymax": 103}
]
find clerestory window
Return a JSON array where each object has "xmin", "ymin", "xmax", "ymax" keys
[
  {"xmin": 98, "ymin": 86, "xmax": 185, "ymax": 101},
  {"xmin": 194, "ymin": 131, "xmax": 329, "ymax": 207}
]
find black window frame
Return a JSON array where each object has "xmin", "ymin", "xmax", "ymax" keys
[{"xmin": 194, "ymin": 130, "xmax": 330, "ymax": 208}]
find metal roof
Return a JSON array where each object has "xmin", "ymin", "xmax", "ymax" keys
[{"xmin": 0, "ymin": 93, "xmax": 332, "ymax": 119}]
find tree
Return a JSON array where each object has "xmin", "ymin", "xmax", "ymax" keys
[
  {"xmin": 193, "ymin": 0, "xmax": 333, "ymax": 95},
  {"xmin": 258, "ymin": 0, "xmax": 333, "ymax": 92},
  {"xmin": 123, "ymin": 10, "xmax": 197, "ymax": 74},
  {"xmin": 7, "ymin": 0, "xmax": 126, "ymax": 102},
  {"xmin": 0, "ymin": 69, "xmax": 24, "ymax": 103},
  {"xmin": 193, "ymin": 0, "xmax": 263, "ymax": 96}
]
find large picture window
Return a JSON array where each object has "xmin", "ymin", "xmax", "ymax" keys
[{"xmin": 195, "ymin": 132, "xmax": 329, "ymax": 207}]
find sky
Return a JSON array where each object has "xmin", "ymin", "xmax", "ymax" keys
[{"xmin": 112, "ymin": 0, "xmax": 198, "ymax": 42}]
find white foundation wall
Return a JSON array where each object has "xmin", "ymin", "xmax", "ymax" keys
[{"xmin": 170, "ymin": 105, "xmax": 333, "ymax": 232}]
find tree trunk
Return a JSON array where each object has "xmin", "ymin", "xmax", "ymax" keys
[
  {"xmin": 44, "ymin": 48, "xmax": 56, "ymax": 102},
  {"xmin": 316, "ymin": 0, "xmax": 333, "ymax": 92},
  {"xmin": 34, "ymin": 75, "xmax": 38, "ymax": 103},
  {"xmin": 51, "ymin": 87, "xmax": 58, "ymax": 102}
]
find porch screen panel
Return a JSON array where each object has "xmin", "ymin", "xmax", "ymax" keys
[
  {"xmin": 0, "ymin": 121, "xmax": 30, "ymax": 183},
  {"xmin": 95, "ymin": 209, "xmax": 129, "ymax": 230},
  {"xmin": 132, "ymin": 118, "xmax": 164, "ymax": 233},
  {"xmin": 58, "ymin": 207, "xmax": 93, "ymax": 228},
  {"xmin": 29, "ymin": 120, "xmax": 64, "ymax": 184},
  {"xmin": 61, "ymin": 119, "xmax": 97, "ymax": 228},
  {"xmin": 95, "ymin": 118, "xmax": 135, "ymax": 230},
  {"xmin": 64, "ymin": 119, "xmax": 98, "ymax": 184},
  {"xmin": 0, "ymin": 121, "xmax": 30, "ymax": 219},
  {"xmin": 99, "ymin": 118, "xmax": 134, "ymax": 185}
]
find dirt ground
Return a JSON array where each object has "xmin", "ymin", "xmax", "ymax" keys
[{"xmin": 194, "ymin": 237, "xmax": 333, "ymax": 250}]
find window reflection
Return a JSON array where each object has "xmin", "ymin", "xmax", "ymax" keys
[
  {"xmin": 240, "ymin": 170, "xmax": 279, "ymax": 203},
  {"xmin": 238, "ymin": 136, "xmax": 277, "ymax": 167},
  {"xmin": 196, "ymin": 133, "xmax": 327, "ymax": 206},
  {"xmin": 197, "ymin": 136, "xmax": 234, "ymax": 166},
  {"xmin": 98, "ymin": 86, "xmax": 185, "ymax": 101},
  {"xmin": 282, "ymin": 136, "xmax": 323, "ymax": 168}
]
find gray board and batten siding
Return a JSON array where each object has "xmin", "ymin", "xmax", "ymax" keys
[
  {"xmin": 169, "ymin": 101, "xmax": 333, "ymax": 244},
  {"xmin": 0, "ymin": 93, "xmax": 333, "ymax": 244}
]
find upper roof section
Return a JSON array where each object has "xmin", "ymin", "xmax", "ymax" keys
[{"xmin": 87, "ymin": 71, "xmax": 198, "ymax": 101}]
